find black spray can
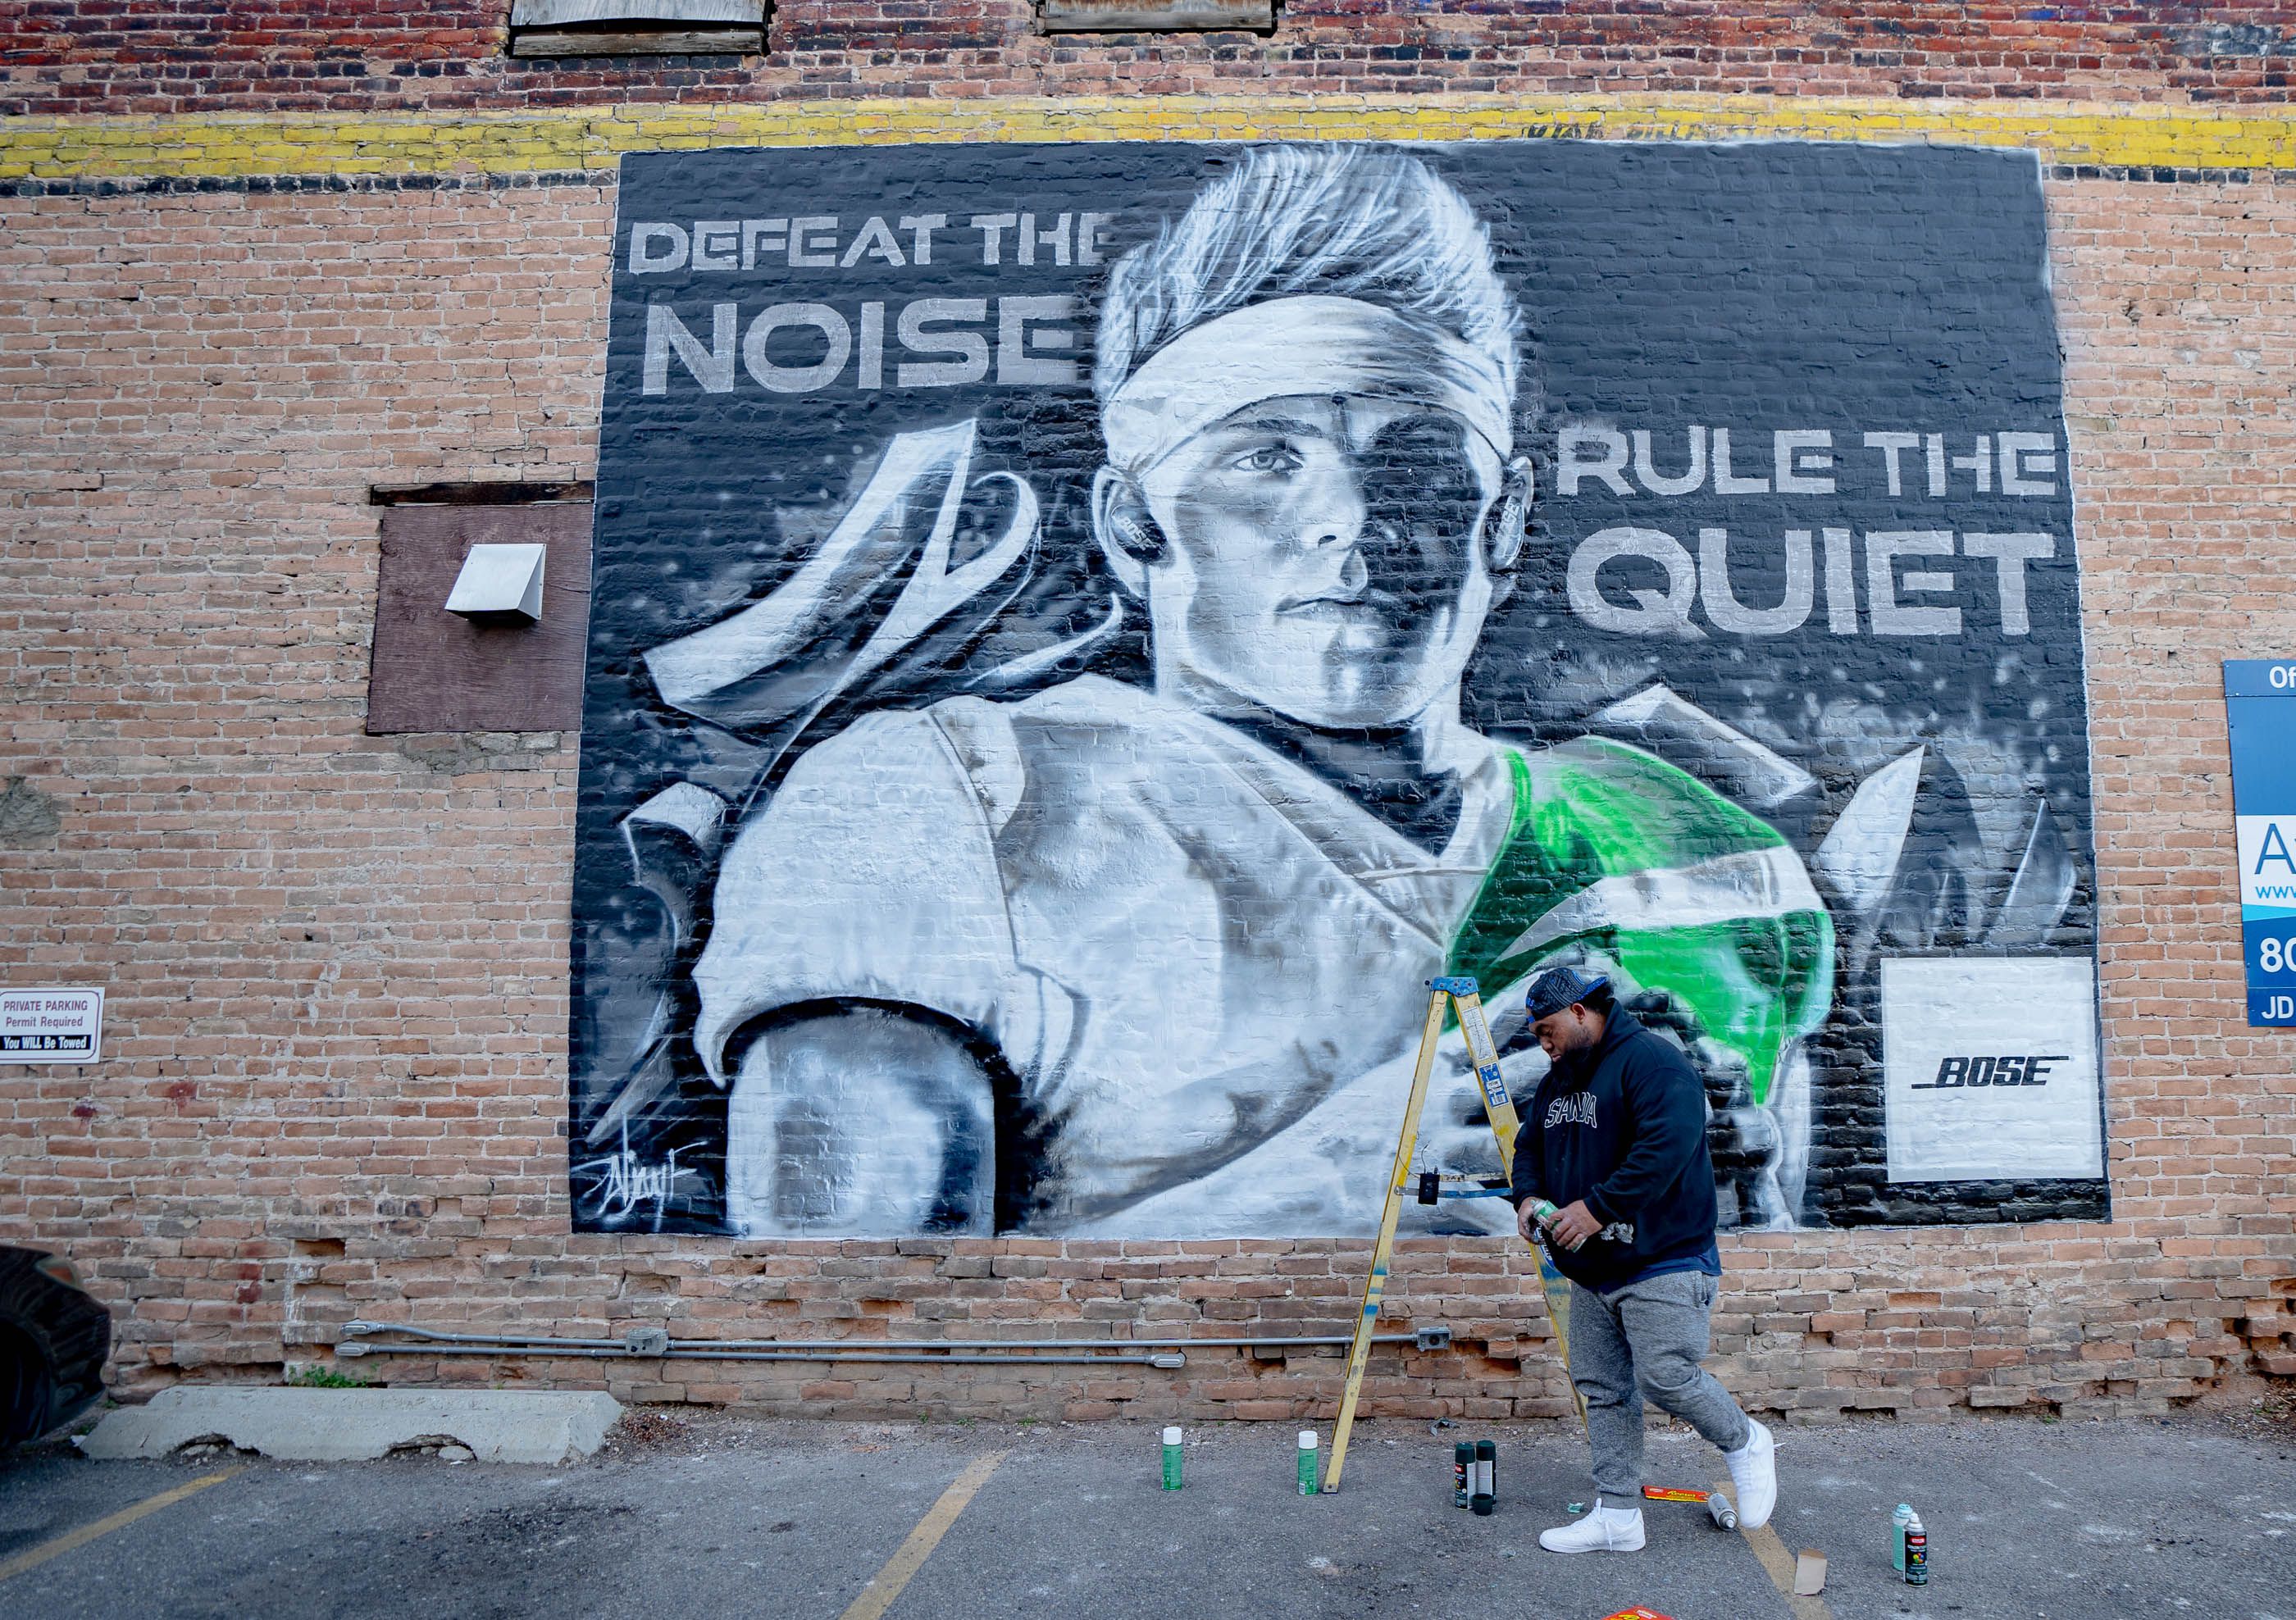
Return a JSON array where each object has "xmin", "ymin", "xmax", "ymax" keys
[
  {"xmin": 1470, "ymin": 1439, "xmax": 1496, "ymax": 1517},
  {"xmin": 1454, "ymin": 1442, "xmax": 1472, "ymax": 1508},
  {"xmin": 1903, "ymin": 1514, "xmax": 1929, "ymax": 1585}
]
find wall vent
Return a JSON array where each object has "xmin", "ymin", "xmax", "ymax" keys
[
  {"xmin": 509, "ymin": 0, "xmax": 766, "ymax": 58},
  {"xmin": 1040, "ymin": 0, "xmax": 1275, "ymax": 34}
]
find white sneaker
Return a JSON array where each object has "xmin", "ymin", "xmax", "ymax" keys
[
  {"xmin": 1538, "ymin": 1504, "xmax": 1646, "ymax": 1554},
  {"xmin": 1724, "ymin": 1418, "xmax": 1778, "ymax": 1529}
]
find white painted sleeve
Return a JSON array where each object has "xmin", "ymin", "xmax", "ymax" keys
[{"xmin": 690, "ymin": 706, "xmax": 1018, "ymax": 1084}]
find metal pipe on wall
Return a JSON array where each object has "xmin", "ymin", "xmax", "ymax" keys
[
  {"xmin": 339, "ymin": 1341, "xmax": 1189, "ymax": 1368},
  {"xmin": 336, "ymin": 1319, "xmax": 1453, "ymax": 1363}
]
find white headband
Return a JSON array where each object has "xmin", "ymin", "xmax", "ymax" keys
[{"xmin": 1100, "ymin": 294, "xmax": 1515, "ymax": 479}]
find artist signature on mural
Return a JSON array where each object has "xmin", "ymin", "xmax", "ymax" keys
[{"xmin": 575, "ymin": 1131, "xmax": 700, "ymax": 1226}]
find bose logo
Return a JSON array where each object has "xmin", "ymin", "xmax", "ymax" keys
[{"xmin": 1912, "ymin": 1054, "xmax": 2070, "ymax": 1090}]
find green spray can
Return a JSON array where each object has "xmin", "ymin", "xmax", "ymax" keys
[
  {"xmin": 1296, "ymin": 1430, "xmax": 1319, "ymax": 1495},
  {"xmin": 1162, "ymin": 1426, "xmax": 1183, "ymax": 1490},
  {"xmin": 1527, "ymin": 1199, "xmax": 1562, "ymax": 1257},
  {"xmin": 1891, "ymin": 1504, "xmax": 1913, "ymax": 1572},
  {"xmin": 1453, "ymin": 1440, "xmax": 1472, "ymax": 1508}
]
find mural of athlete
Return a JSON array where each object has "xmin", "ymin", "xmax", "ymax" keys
[{"xmin": 682, "ymin": 147, "xmax": 1834, "ymax": 1236}]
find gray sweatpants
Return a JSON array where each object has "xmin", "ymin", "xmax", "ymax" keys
[{"xmin": 1567, "ymin": 1268, "xmax": 1753, "ymax": 1509}]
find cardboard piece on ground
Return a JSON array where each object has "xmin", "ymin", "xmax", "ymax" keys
[{"xmin": 1793, "ymin": 1548, "xmax": 1828, "ymax": 1595}]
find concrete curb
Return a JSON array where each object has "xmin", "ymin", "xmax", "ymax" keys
[{"xmin": 77, "ymin": 1387, "xmax": 624, "ymax": 1465}]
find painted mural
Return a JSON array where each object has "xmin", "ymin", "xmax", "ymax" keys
[{"xmin": 570, "ymin": 139, "xmax": 2103, "ymax": 1238}]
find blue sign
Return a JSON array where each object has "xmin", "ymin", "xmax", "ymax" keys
[{"xmin": 2225, "ymin": 660, "xmax": 2296, "ymax": 1026}]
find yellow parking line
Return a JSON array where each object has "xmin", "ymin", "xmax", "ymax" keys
[
  {"xmin": 837, "ymin": 1451, "xmax": 1007, "ymax": 1620},
  {"xmin": 0, "ymin": 1468, "xmax": 240, "ymax": 1584},
  {"xmin": 1713, "ymin": 1479, "xmax": 1834, "ymax": 1620}
]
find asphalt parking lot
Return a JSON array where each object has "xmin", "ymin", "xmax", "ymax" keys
[{"xmin": 3, "ymin": 1405, "xmax": 2294, "ymax": 1619}]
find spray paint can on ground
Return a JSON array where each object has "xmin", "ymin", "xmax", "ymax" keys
[
  {"xmin": 1454, "ymin": 1441, "xmax": 1472, "ymax": 1508},
  {"xmin": 1891, "ymin": 1504, "xmax": 1914, "ymax": 1572},
  {"xmin": 1903, "ymin": 1513, "xmax": 1929, "ymax": 1585},
  {"xmin": 1470, "ymin": 1439, "xmax": 1496, "ymax": 1516},
  {"xmin": 1297, "ymin": 1431, "xmax": 1319, "ymax": 1495},
  {"xmin": 1163, "ymin": 1427, "xmax": 1183, "ymax": 1490}
]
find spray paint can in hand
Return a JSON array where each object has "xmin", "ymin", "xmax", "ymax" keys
[
  {"xmin": 1891, "ymin": 1504, "xmax": 1914, "ymax": 1572},
  {"xmin": 1470, "ymin": 1439, "xmax": 1496, "ymax": 1516},
  {"xmin": 1297, "ymin": 1430, "xmax": 1319, "ymax": 1496},
  {"xmin": 1163, "ymin": 1427, "xmax": 1183, "ymax": 1490},
  {"xmin": 1903, "ymin": 1513, "xmax": 1928, "ymax": 1585},
  {"xmin": 1454, "ymin": 1441, "xmax": 1472, "ymax": 1508}
]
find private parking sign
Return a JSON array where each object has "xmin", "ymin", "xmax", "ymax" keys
[
  {"xmin": 2225, "ymin": 661, "xmax": 2296, "ymax": 1026},
  {"xmin": 0, "ymin": 987, "xmax": 103, "ymax": 1063}
]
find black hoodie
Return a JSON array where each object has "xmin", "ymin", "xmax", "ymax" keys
[{"xmin": 1506, "ymin": 1006, "xmax": 1720, "ymax": 1293}]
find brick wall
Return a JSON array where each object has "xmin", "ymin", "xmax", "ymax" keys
[
  {"xmin": 2, "ymin": 127, "xmax": 2292, "ymax": 1422},
  {"xmin": 7, "ymin": 3, "xmax": 2296, "ymax": 117}
]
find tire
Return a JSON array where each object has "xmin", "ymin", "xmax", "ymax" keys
[{"xmin": 0, "ymin": 1326, "xmax": 56, "ymax": 1450}]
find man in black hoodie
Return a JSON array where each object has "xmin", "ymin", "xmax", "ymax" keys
[{"xmin": 1510, "ymin": 964, "xmax": 1779, "ymax": 1554}]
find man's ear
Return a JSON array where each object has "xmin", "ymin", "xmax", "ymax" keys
[
  {"xmin": 1091, "ymin": 465, "xmax": 1165, "ymax": 602},
  {"xmin": 1483, "ymin": 455, "xmax": 1535, "ymax": 575}
]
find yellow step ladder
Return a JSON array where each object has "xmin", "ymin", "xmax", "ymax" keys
[{"xmin": 1321, "ymin": 973, "xmax": 1585, "ymax": 1494}]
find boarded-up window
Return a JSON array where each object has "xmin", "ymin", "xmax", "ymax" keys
[
  {"xmin": 367, "ymin": 498, "xmax": 593, "ymax": 735},
  {"xmin": 508, "ymin": 0, "xmax": 767, "ymax": 57},
  {"xmin": 1040, "ymin": 0, "xmax": 1274, "ymax": 32}
]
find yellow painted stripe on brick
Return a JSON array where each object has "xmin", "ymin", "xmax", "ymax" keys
[{"xmin": 0, "ymin": 94, "xmax": 2293, "ymax": 183}]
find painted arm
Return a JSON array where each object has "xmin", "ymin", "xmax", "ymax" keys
[
  {"xmin": 692, "ymin": 706, "xmax": 1024, "ymax": 1235},
  {"xmin": 724, "ymin": 1007, "xmax": 996, "ymax": 1236}
]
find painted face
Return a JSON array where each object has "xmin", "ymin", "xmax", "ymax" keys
[{"xmin": 1133, "ymin": 393, "xmax": 1506, "ymax": 729}]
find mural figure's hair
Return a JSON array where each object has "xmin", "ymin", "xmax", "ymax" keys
[{"xmin": 1093, "ymin": 144, "xmax": 1522, "ymax": 412}]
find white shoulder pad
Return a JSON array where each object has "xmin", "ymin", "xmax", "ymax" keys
[{"xmin": 690, "ymin": 707, "xmax": 1018, "ymax": 1082}]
